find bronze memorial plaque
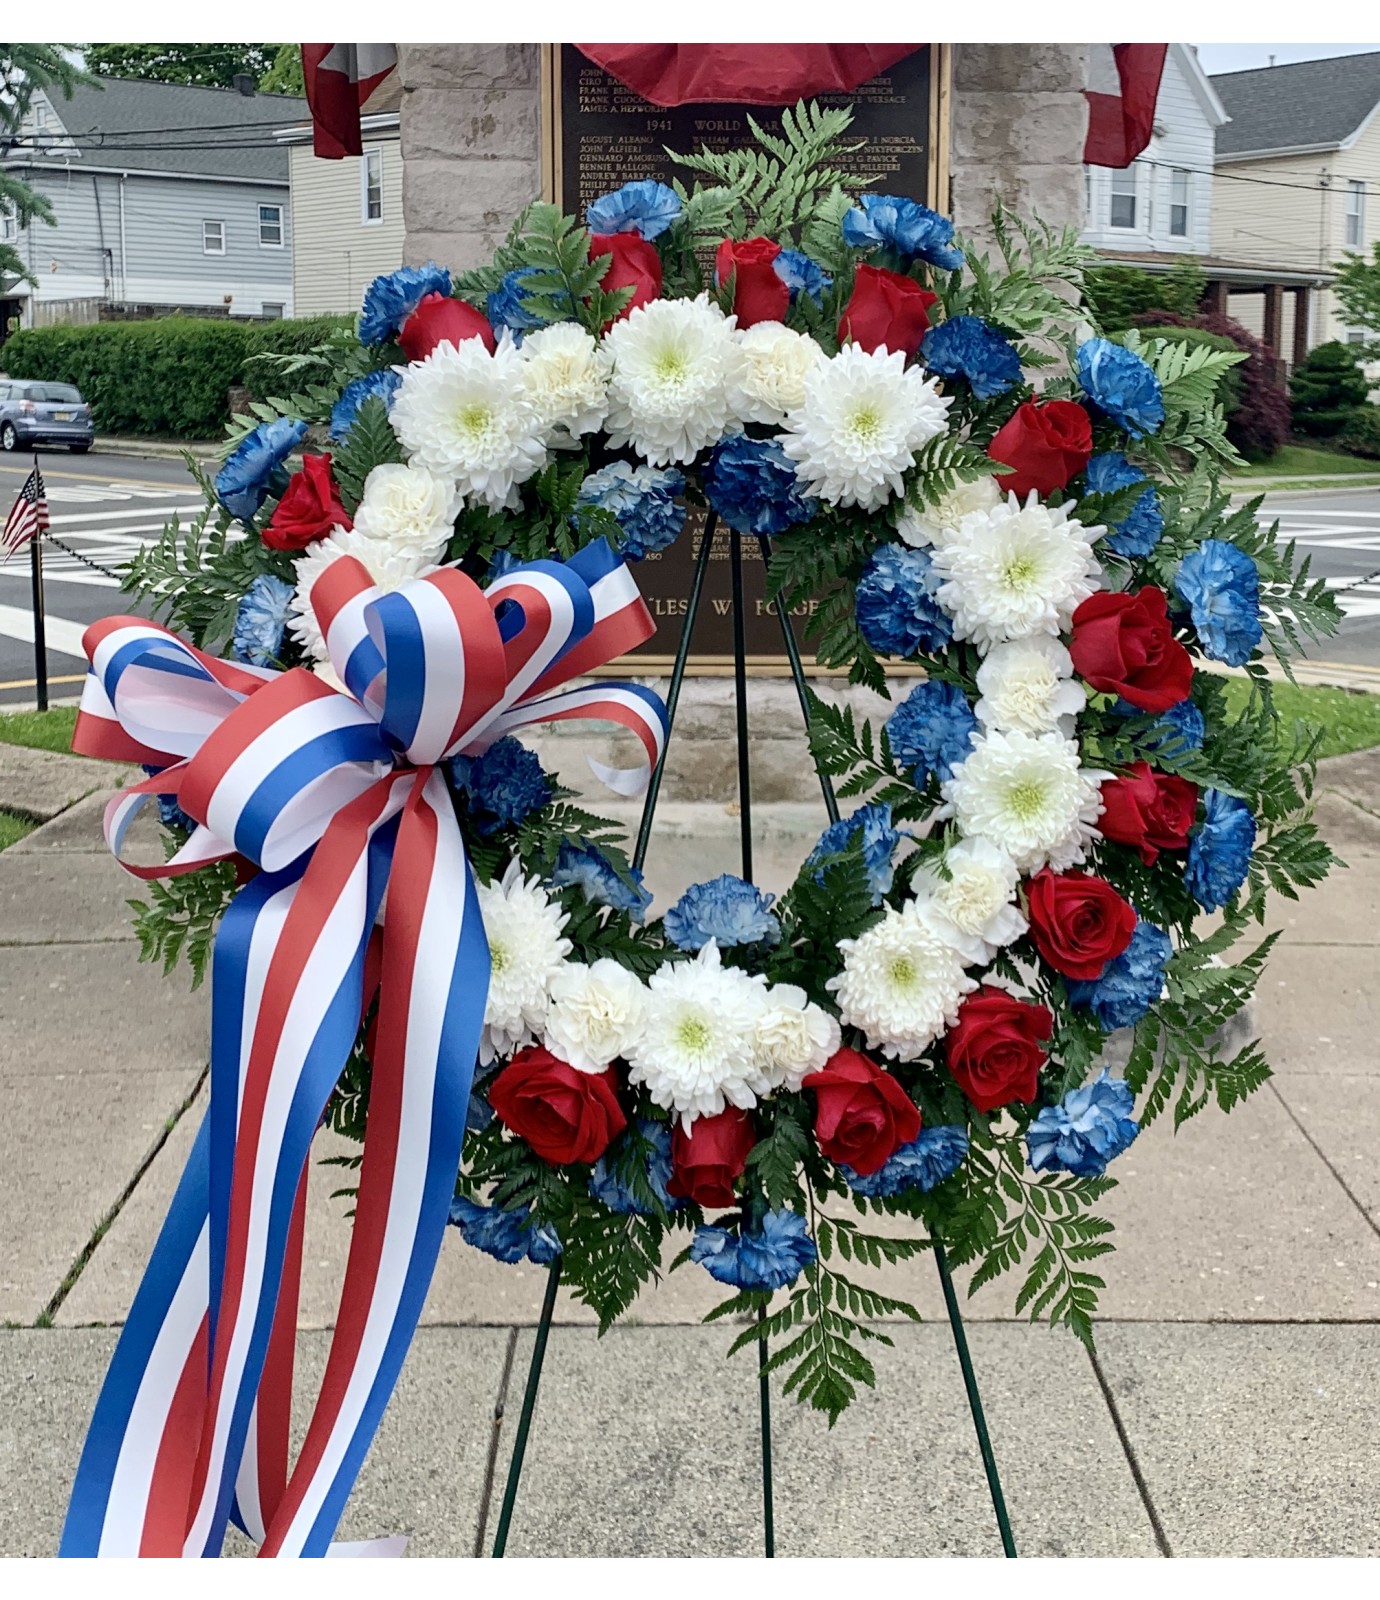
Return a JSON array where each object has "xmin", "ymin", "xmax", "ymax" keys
[{"xmin": 542, "ymin": 44, "xmax": 945, "ymax": 669}]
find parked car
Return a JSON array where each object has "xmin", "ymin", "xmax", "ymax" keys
[{"xmin": 0, "ymin": 380, "xmax": 94, "ymax": 453}]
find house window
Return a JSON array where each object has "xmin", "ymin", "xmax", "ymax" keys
[
  {"xmin": 1346, "ymin": 181, "xmax": 1366, "ymax": 248},
  {"xmin": 202, "ymin": 219, "xmax": 226, "ymax": 255},
  {"xmin": 0, "ymin": 206, "xmax": 15, "ymax": 242},
  {"xmin": 361, "ymin": 147, "xmax": 383, "ymax": 224},
  {"xmin": 1346, "ymin": 328, "xmax": 1368, "ymax": 346},
  {"xmin": 1170, "ymin": 170, "xmax": 1190, "ymax": 238},
  {"xmin": 1109, "ymin": 166, "xmax": 1137, "ymax": 230},
  {"xmin": 261, "ymin": 302, "xmax": 285, "ymax": 319},
  {"xmin": 258, "ymin": 204, "xmax": 284, "ymax": 248}
]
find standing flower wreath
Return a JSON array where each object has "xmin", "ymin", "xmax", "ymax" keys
[{"xmin": 73, "ymin": 104, "xmax": 1340, "ymax": 1552}]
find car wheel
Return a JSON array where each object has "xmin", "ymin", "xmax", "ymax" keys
[
  {"xmin": 71, "ymin": 443, "xmax": 91, "ymax": 454},
  {"xmin": 0, "ymin": 423, "xmax": 16, "ymax": 452}
]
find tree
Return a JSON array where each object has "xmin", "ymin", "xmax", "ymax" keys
[
  {"xmin": 1084, "ymin": 257, "xmax": 1206, "ymax": 333},
  {"xmin": 258, "ymin": 44, "xmax": 304, "ymax": 97},
  {"xmin": 0, "ymin": 45, "xmax": 94, "ymax": 291},
  {"xmin": 1289, "ymin": 341, "xmax": 1371, "ymax": 436},
  {"xmin": 81, "ymin": 44, "xmax": 282, "ymax": 90},
  {"xmin": 1334, "ymin": 244, "xmax": 1380, "ymax": 351}
]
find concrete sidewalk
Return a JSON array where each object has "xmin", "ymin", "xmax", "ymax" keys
[{"xmin": 2, "ymin": 744, "xmax": 1379, "ymax": 1556}]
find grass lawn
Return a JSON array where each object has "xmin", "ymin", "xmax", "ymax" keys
[
  {"xmin": 0, "ymin": 810, "xmax": 35, "ymax": 851},
  {"xmin": 0, "ymin": 706, "xmax": 78, "ymax": 753},
  {"xmin": 1233, "ymin": 444, "xmax": 1380, "ymax": 479},
  {"xmin": 1220, "ymin": 677, "xmax": 1380, "ymax": 760}
]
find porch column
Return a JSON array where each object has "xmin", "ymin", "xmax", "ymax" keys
[
  {"xmin": 1293, "ymin": 285, "xmax": 1311, "ymax": 365},
  {"xmin": 1263, "ymin": 281, "xmax": 1285, "ymax": 357},
  {"xmin": 1203, "ymin": 278, "xmax": 1229, "ymax": 317}
]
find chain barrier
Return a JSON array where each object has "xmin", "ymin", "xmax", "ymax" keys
[{"xmin": 40, "ymin": 530, "xmax": 126, "ymax": 583}]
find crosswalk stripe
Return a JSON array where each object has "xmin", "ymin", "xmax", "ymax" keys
[{"xmin": 0, "ymin": 602, "xmax": 89, "ymax": 659}]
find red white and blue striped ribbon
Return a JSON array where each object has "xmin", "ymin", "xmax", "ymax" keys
[{"xmin": 60, "ymin": 539, "xmax": 664, "ymax": 1558}]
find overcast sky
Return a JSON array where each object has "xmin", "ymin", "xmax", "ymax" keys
[{"xmin": 1193, "ymin": 42, "xmax": 1380, "ymax": 74}]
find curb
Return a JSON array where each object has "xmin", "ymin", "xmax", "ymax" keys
[{"xmin": 92, "ymin": 437, "xmax": 221, "ymax": 465}]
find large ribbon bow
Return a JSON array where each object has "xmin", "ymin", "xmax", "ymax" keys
[{"xmin": 60, "ymin": 540, "xmax": 666, "ymax": 1558}]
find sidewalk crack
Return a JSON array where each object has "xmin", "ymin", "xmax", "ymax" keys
[
  {"xmin": 472, "ymin": 1327, "xmax": 519, "ymax": 1557},
  {"xmin": 1087, "ymin": 1344, "xmax": 1173, "ymax": 1558},
  {"xmin": 33, "ymin": 1063, "xmax": 207, "ymax": 1328},
  {"xmin": 1269, "ymin": 1080, "xmax": 1380, "ymax": 1243}
]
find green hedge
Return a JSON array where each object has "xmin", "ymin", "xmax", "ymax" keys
[{"xmin": 1, "ymin": 314, "xmax": 352, "ymax": 439}]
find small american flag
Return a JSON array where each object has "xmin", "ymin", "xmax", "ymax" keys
[{"xmin": 1, "ymin": 462, "xmax": 48, "ymax": 562}]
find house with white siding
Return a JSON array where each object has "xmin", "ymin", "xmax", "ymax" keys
[{"xmin": 0, "ymin": 76, "xmax": 306, "ymax": 336}]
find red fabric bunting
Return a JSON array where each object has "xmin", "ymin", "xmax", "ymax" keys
[
  {"xmin": 574, "ymin": 43, "xmax": 923, "ymax": 107},
  {"xmin": 1083, "ymin": 43, "xmax": 1168, "ymax": 167}
]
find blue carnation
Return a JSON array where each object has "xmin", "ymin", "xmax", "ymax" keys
[
  {"xmin": 806, "ymin": 802, "xmax": 901, "ymax": 904},
  {"xmin": 886, "ymin": 680, "xmax": 980, "ymax": 785},
  {"xmin": 231, "ymin": 573, "xmax": 294, "ymax": 668},
  {"xmin": 1067, "ymin": 919, "xmax": 1173, "ymax": 1032},
  {"xmin": 663, "ymin": 873, "xmax": 780, "ymax": 952},
  {"xmin": 449, "ymin": 736, "xmax": 551, "ymax": 835},
  {"xmin": 704, "ymin": 435, "xmax": 816, "ymax": 537},
  {"xmin": 359, "ymin": 262, "xmax": 452, "ymax": 346},
  {"xmin": 1175, "ymin": 540, "xmax": 1263, "ymax": 667},
  {"xmin": 1112, "ymin": 696, "xmax": 1205, "ymax": 758},
  {"xmin": 577, "ymin": 462, "xmax": 687, "ymax": 561},
  {"xmin": 855, "ymin": 544, "xmax": 952, "ymax": 658},
  {"xmin": 690, "ymin": 1208, "xmax": 817, "ymax": 1291},
  {"xmin": 921, "ymin": 315, "xmax": 1022, "ymax": 399},
  {"xmin": 773, "ymin": 248, "xmax": 831, "ymax": 306},
  {"xmin": 215, "ymin": 416, "xmax": 308, "ymax": 522},
  {"xmin": 486, "ymin": 268, "xmax": 548, "ymax": 345},
  {"xmin": 589, "ymin": 1120, "xmax": 681, "ymax": 1215},
  {"xmin": 586, "ymin": 179, "xmax": 681, "ymax": 240},
  {"xmin": 843, "ymin": 1125, "xmax": 970, "ymax": 1198},
  {"xmin": 1026, "ymin": 1070, "xmax": 1140, "ymax": 1179},
  {"xmin": 140, "ymin": 765, "xmax": 196, "ymax": 833},
  {"xmin": 551, "ymin": 840, "xmax": 652, "ymax": 921},
  {"xmin": 448, "ymin": 1195, "xmax": 561, "ymax": 1266},
  {"xmin": 330, "ymin": 369, "xmax": 403, "ymax": 441},
  {"xmin": 1084, "ymin": 452, "xmax": 1165, "ymax": 558},
  {"xmin": 1076, "ymin": 338, "xmax": 1165, "ymax": 439},
  {"xmin": 1185, "ymin": 789, "xmax": 1256, "ymax": 912},
  {"xmin": 843, "ymin": 193, "xmax": 964, "ymax": 271}
]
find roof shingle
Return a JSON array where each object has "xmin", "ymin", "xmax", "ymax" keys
[{"xmin": 1213, "ymin": 52, "xmax": 1380, "ymax": 158}]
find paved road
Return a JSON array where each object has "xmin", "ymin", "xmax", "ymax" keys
[
  {"xmin": 0, "ymin": 450, "xmax": 202, "ymax": 708},
  {"xmin": 4, "ymin": 457, "xmax": 1380, "ymax": 709}
]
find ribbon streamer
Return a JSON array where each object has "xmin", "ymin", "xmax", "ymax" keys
[{"xmin": 60, "ymin": 540, "xmax": 665, "ymax": 1557}]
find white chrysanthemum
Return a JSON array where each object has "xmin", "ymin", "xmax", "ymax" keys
[
  {"xmin": 940, "ymin": 729, "xmax": 1106, "ymax": 874},
  {"xmin": 896, "ymin": 474, "xmax": 1001, "ymax": 549},
  {"xmin": 753, "ymin": 983, "xmax": 842, "ymax": 1093},
  {"xmin": 600, "ymin": 294, "xmax": 745, "ymax": 466},
  {"xmin": 731, "ymin": 321, "xmax": 826, "ymax": 425},
  {"xmin": 518, "ymin": 321, "xmax": 608, "ymax": 444},
  {"xmin": 288, "ymin": 528, "xmax": 432, "ymax": 663},
  {"xmin": 312, "ymin": 658, "xmax": 347, "ymax": 694},
  {"xmin": 544, "ymin": 957, "xmax": 647, "ymax": 1075},
  {"xmin": 389, "ymin": 336, "xmax": 547, "ymax": 510},
  {"xmin": 352, "ymin": 462, "xmax": 461, "ymax": 562},
  {"xmin": 913, "ymin": 837, "xmax": 1027, "ymax": 967},
  {"xmin": 826, "ymin": 899, "xmax": 976, "ymax": 1062},
  {"xmin": 928, "ymin": 494, "xmax": 1102, "ymax": 651},
  {"xmin": 779, "ymin": 344, "xmax": 951, "ymax": 511},
  {"xmin": 626, "ymin": 942, "xmax": 771, "ymax": 1127},
  {"xmin": 476, "ymin": 863, "xmax": 572, "ymax": 1065},
  {"xmin": 974, "ymin": 636, "xmax": 1087, "ymax": 738}
]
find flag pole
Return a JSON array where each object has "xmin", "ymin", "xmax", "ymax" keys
[{"xmin": 28, "ymin": 456, "xmax": 48, "ymax": 711}]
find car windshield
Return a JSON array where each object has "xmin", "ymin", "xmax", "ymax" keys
[{"xmin": 36, "ymin": 384, "xmax": 83, "ymax": 403}]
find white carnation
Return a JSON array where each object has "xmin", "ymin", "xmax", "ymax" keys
[
  {"xmin": 896, "ymin": 474, "xmax": 1001, "ymax": 549},
  {"xmin": 731, "ymin": 321, "xmax": 826, "ymax": 425},
  {"xmin": 289, "ymin": 527, "xmax": 433, "ymax": 663},
  {"xmin": 476, "ymin": 864, "xmax": 572, "ymax": 1065},
  {"xmin": 974, "ymin": 636, "xmax": 1087, "ymax": 738},
  {"xmin": 929, "ymin": 494, "xmax": 1102, "ymax": 652},
  {"xmin": 544, "ymin": 957, "xmax": 647, "ymax": 1075},
  {"xmin": 389, "ymin": 336, "xmax": 547, "ymax": 511},
  {"xmin": 600, "ymin": 294, "xmax": 745, "ymax": 466},
  {"xmin": 753, "ymin": 983, "xmax": 841, "ymax": 1093},
  {"xmin": 352, "ymin": 462, "xmax": 461, "ymax": 562},
  {"xmin": 518, "ymin": 321, "xmax": 609, "ymax": 444},
  {"xmin": 826, "ymin": 899, "xmax": 976, "ymax": 1062},
  {"xmin": 913, "ymin": 836, "xmax": 1027, "ymax": 967},
  {"xmin": 940, "ymin": 729, "xmax": 1106, "ymax": 874},
  {"xmin": 625, "ymin": 942, "xmax": 771, "ymax": 1127},
  {"xmin": 779, "ymin": 343, "xmax": 951, "ymax": 511}
]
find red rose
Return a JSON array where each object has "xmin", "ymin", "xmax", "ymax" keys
[
  {"xmin": 945, "ymin": 987, "xmax": 1053, "ymax": 1113},
  {"xmin": 591, "ymin": 232, "xmax": 663, "ymax": 324},
  {"xmin": 837, "ymin": 263, "xmax": 939, "ymax": 356},
  {"xmin": 1098, "ymin": 762, "xmax": 1199, "ymax": 865},
  {"xmin": 715, "ymin": 236, "xmax": 789, "ymax": 329},
  {"xmin": 399, "ymin": 291, "xmax": 495, "ymax": 360},
  {"xmin": 1069, "ymin": 586, "xmax": 1194, "ymax": 713},
  {"xmin": 488, "ymin": 1045, "xmax": 626, "ymax": 1166},
  {"xmin": 263, "ymin": 453, "xmax": 351, "ymax": 551},
  {"xmin": 667, "ymin": 1108, "xmax": 756, "ymax": 1208},
  {"xmin": 1026, "ymin": 868, "xmax": 1137, "ymax": 981},
  {"xmin": 987, "ymin": 399, "xmax": 1093, "ymax": 501},
  {"xmin": 802, "ymin": 1046, "xmax": 921, "ymax": 1176}
]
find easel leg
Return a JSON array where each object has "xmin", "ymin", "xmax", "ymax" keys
[{"xmin": 490, "ymin": 1257, "xmax": 562, "ymax": 1557}]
